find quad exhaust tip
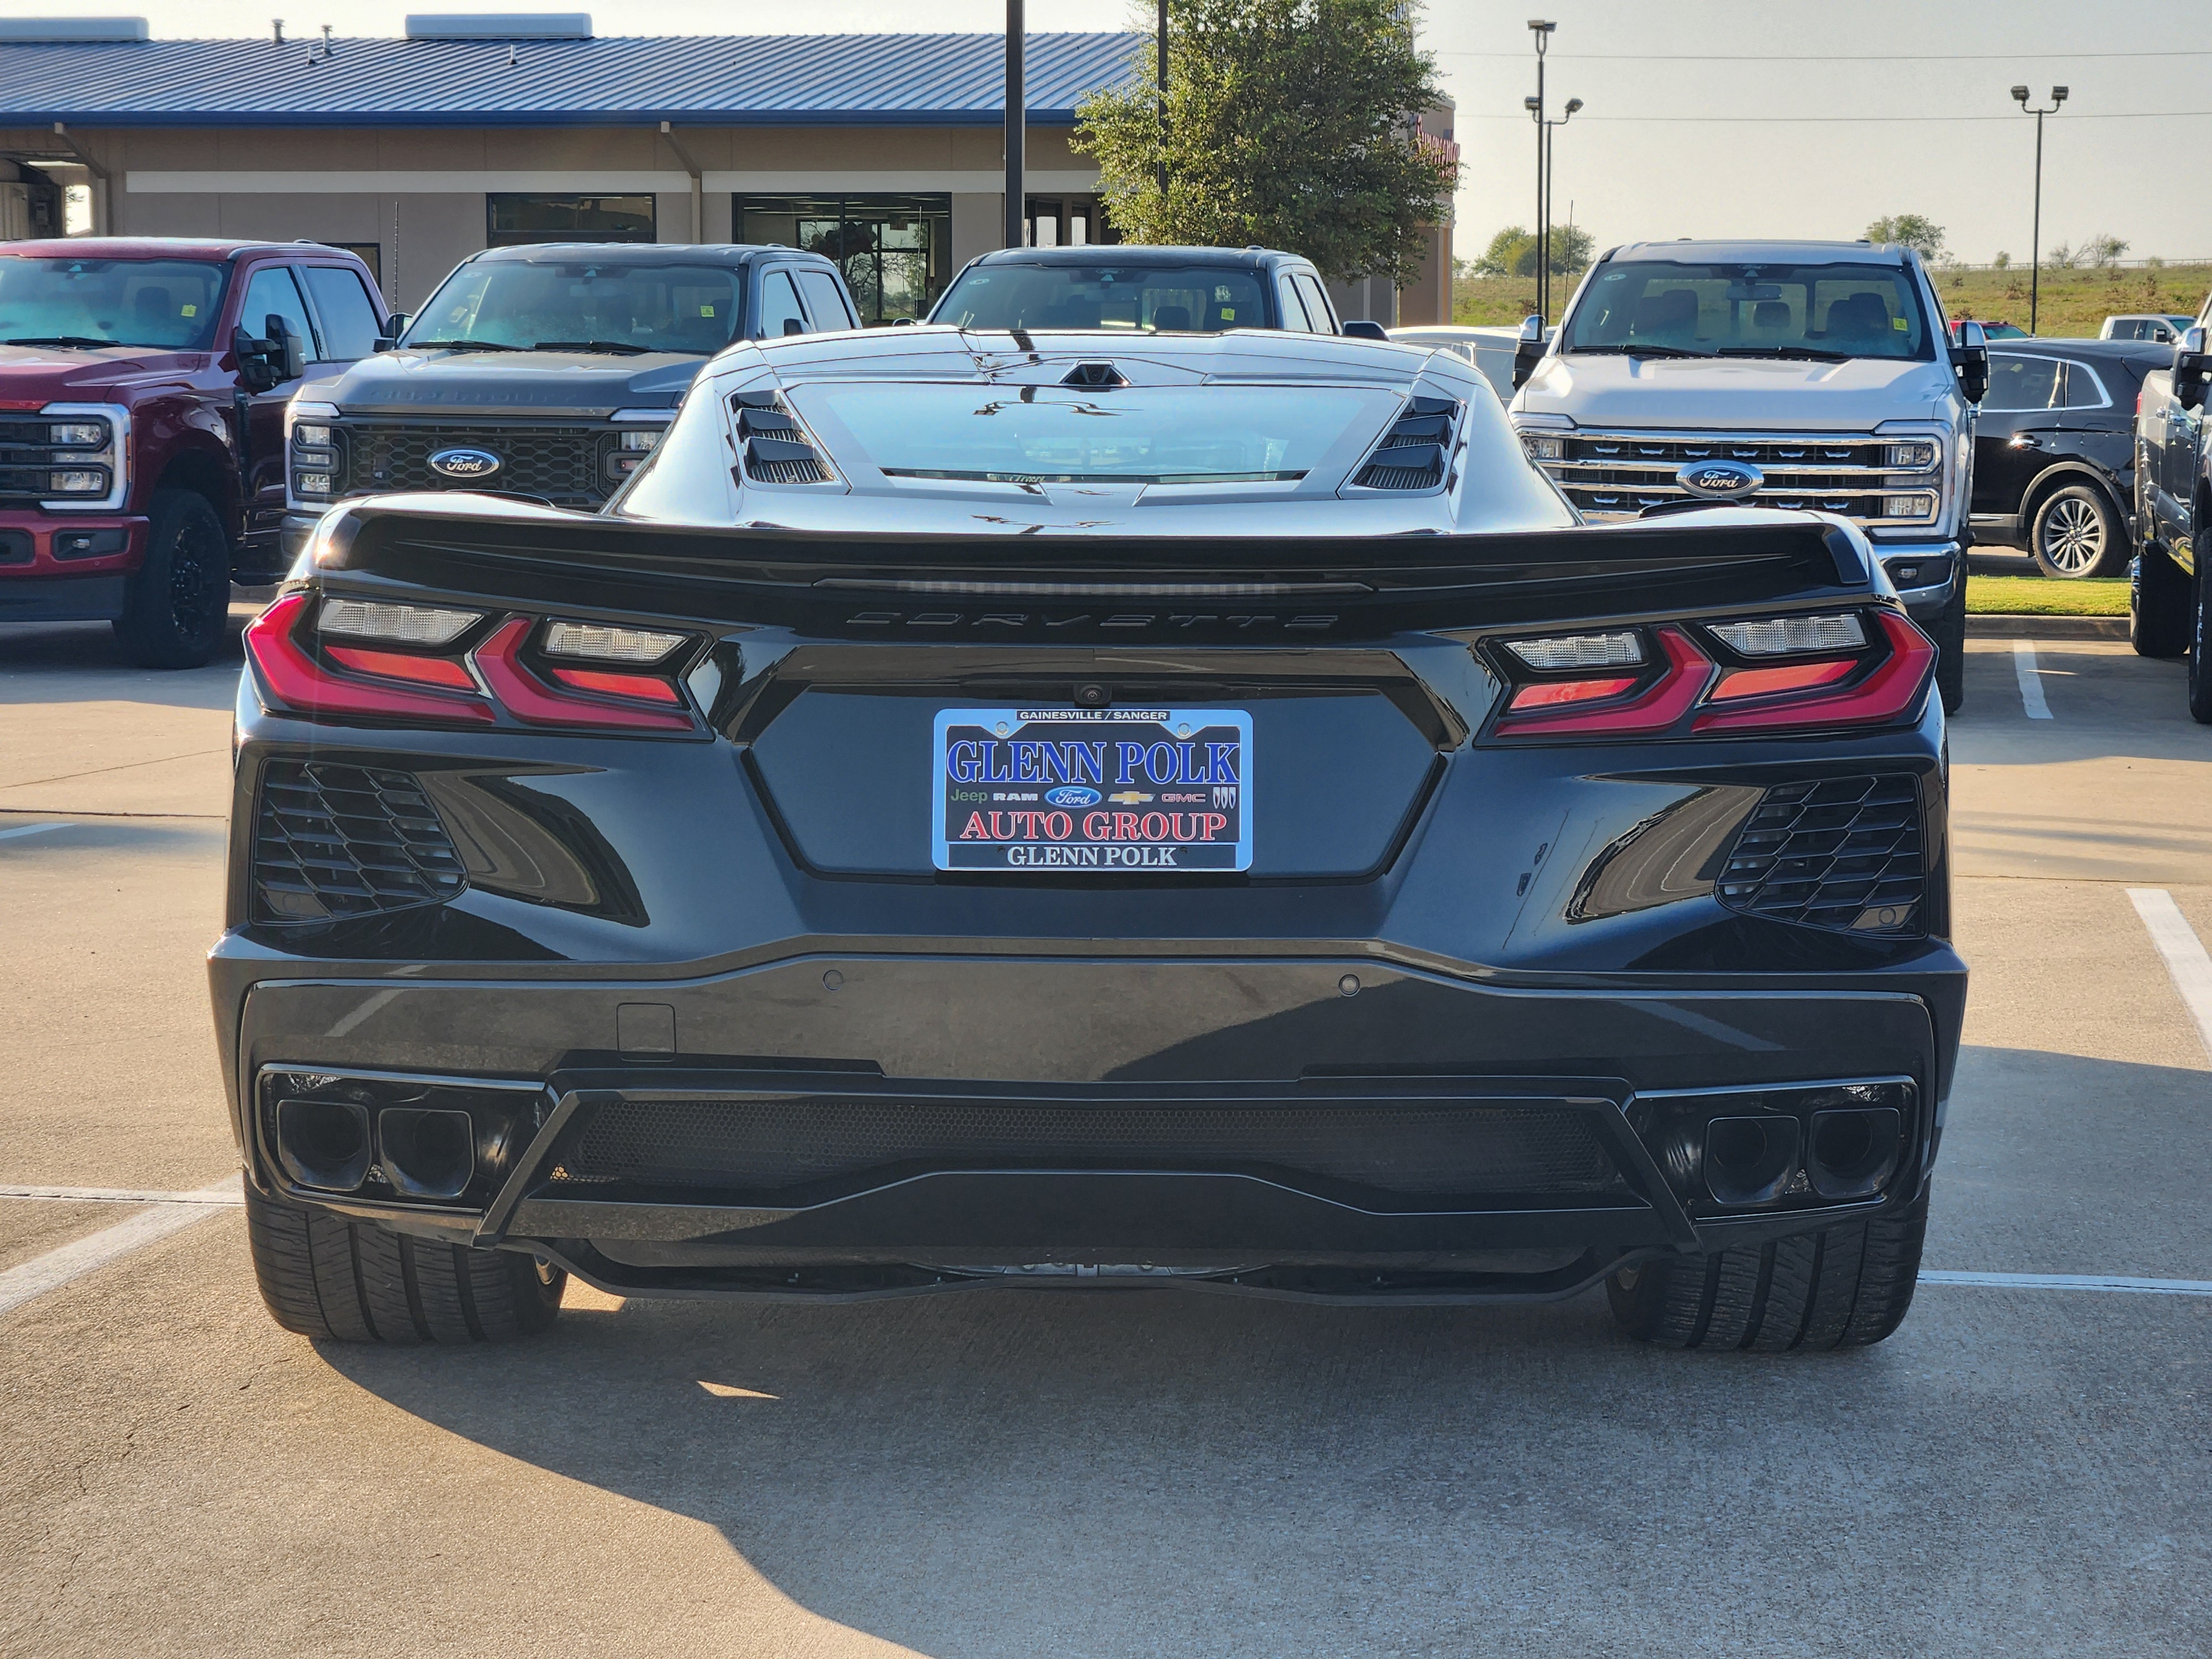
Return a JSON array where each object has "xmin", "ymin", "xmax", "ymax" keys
[
  {"xmin": 272, "ymin": 1097, "xmax": 477, "ymax": 1201},
  {"xmin": 1700, "ymin": 1104, "xmax": 1902, "ymax": 1207}
]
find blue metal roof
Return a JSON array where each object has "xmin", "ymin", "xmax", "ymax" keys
[{"xmin": 0, "ymin": 30, "xmax": 1141, "ymax": 127}]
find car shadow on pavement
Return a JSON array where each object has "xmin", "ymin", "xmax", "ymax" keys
[
  {"xmin": 0, "ymin": 615, "xmax": 248, "ymax": 709},
  {"xmin": 306, "ymin": 1043, "xmax": 2212, "ymax": 1656}
]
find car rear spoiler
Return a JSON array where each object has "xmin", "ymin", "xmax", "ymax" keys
[{"xmin": 311, "ymin": 504, "xmax": 1872, "ymax": 639}]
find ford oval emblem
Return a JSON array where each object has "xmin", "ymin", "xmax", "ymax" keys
[
  {"xmin": 1045, "ymin": 785, "xmax": 1102, "ymax": 807},
  {"xmin": 1677, "ymin": 459, "xmax": 1763, "ymax": 500},
  {"xmin": 427, "ymin": 446, "xmax": 503, "ymax": 481}
]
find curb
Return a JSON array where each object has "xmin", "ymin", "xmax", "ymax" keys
[{"xmin": 1965, "ymin": 614, "xmax": 2129, "ymax": 640}]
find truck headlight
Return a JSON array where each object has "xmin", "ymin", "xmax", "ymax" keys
[
  {"xmin": 1879, "ymin": 492, "xmax": 1937, "ymax": 520},
  {"xmin": 1521, "ymin": 434, "xmax": 1565, "ymax": 461},
  {"xmin": 293, "ymin": 471, "xmax": 333, "ymax": 498},
  {"xmin": 1882, "ymin": 440, "xmax": 1938, "ymax": 470},
  {"xmin": 48, "ymin": 468, "xmax": 108, "ymax": 494},
  {"xmin": 292, "ymin": 422, "xmax": 332, "ymax": 449},
  {"xmin": 618, "ymin": 429, "xmax": 660, "ymax": 452},
  {"xmin": 50, "ymin": 420, "xmax": 107, "ymax": 448}
]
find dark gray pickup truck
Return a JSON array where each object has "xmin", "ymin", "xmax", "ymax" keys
[
  {"xmin": 280, "ymin": 242, "xmax": 858, "ymax": 562},
  {"xmin": 2130, "ymin": 298, "xmax": 2212, "ymax": 717}
]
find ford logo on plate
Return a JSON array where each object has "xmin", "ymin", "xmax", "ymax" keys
[
  {"xmin": 427, "ymin": 446, "xmax": 503, "ymax": 481},
  {"xmin": 1677, "ymin": 459, "xmax": 1763, "ymax": 500},
  {"xmin": 1045, "ymin": 785, "xmax": 1102, "ymax": 807}
]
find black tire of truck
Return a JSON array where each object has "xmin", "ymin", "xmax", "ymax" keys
[
  {"xmin": 112, "ymin": 488, "xmax": 233, "ymax": 669},
  {"xmin": 1933, "ymin": 579, "xmax": 1966, "ymax": 715},
  {"xmin": 244, "ymin": 1183, "xmax": 566, "ymax": 1343},
  {"xmin": 2132, "ymin": 541, "xmax": 2192, "ymax": 658},
  {"xmin": 2190, "ymin": 557, "xmax": 2212, "ymax": 725},
  {"xmin": 1604, "ymin": 1185, "xmax": 1928, "ymax": 1352}
]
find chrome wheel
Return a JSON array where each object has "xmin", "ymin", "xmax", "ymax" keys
[{"xmin": 2037, "ymin": 492, "xmax": 2107, "ymax": 576}]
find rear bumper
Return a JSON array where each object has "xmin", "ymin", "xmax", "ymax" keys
[{"xmin": 216, "ymin": 948, "xmax": 1963, "ymax": 1301}]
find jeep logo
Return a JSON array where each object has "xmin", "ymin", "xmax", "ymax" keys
[
  {"xmin": 427, "ymin": 446, "xmax": 503, "ymax": 481},
  {"xmin": 1677, "ymin": 459, "xmax": 1763, "ymax": 500}
]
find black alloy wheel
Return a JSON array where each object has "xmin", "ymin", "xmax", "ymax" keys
[
  {"xmin": 113, "ymin": 488, "xmax": 232, "ymax": 669},
  {"xmin": 2132, "ymin": 541, "xmax": 2192, "ymax": 658},
  {"xmin": 2029, "ymin": 484, "xmax": 2126, "ymax": 580}
]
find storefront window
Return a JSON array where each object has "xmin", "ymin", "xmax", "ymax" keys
[
  {"xmin": 734, "ymin": 194, "xmax": 951, "ymax": 324},
  {"xmin": 487, "ymin": 194, "xmax": 656, "ymax": 247}
]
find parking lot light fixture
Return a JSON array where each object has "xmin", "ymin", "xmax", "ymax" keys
[
  {"xmin": 1528, "ymin": 21, "xmax": 1556, "ymax": 320},
  {"xmin": 2013, "ymin": 84, "xmax": 2068, "ymax": 336}
]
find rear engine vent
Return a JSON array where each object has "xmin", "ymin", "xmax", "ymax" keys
[
  {"xmin": 1717, "ymin": 774, "xmax": 1924, "ymax": 933},
  {"xmin": 1353, "ymin": 394, "xmax": 1460, "ymax": 491},
  {"xmin": 253, "ymin": 761, "xmax": 467, "ymax": 924},
  {"xmin": 1062, "ymin": 361, "xmax": 1126, "ymax": 388},
  {"xmin": 551, "ymin": 1095, "xmax": 1626, "ymax": 1200},
  {"xmin": 732, "ymin": 392, "xmax": 833, "ymax": 484}
]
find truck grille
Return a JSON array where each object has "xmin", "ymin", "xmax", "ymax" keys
[
  {"xmin": 550, "ymin": 1094, "xmax": 1629, "ymax": 1201},
  {"xmin": 1535, "ymin": 430, "xmax": 1940, "ymax": 529},
  {"xmin": 1717, "ymin": 774, "xmax": 1924, "ymax": 933},
  {"xmin": 0, "ymin": 414, "xmax": 114, "ymax": 509},
  {"xmin": 333, "ymin": 421, "xmax": 612, "ymax": 506},
  {"xmin": 252, "ymin": 761, "xmax": 467, "ymax": 924}
]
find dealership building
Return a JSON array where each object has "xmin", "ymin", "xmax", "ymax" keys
[{"xmin": 0, "ymin": 14, "xmax": 1452, "ymax": 326}]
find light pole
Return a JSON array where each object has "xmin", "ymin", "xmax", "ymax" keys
[
  {"xmin": 1524, "ymin": 90, "xmax": 1580, "ymax": 321},
  {"xmin": 2011, "ymin": 82, "xmax": 2067, "ymax": 336},
  {"xmin": 1527, "ymin": 20, "xmax": 1554, "ymax": 319},
  {"xmin": 1004, "ymin": 0, "xmax": 1025, "ymax": 249},
  {"xmin": 1156, "ymin": 0, "xmax": 1168, "ymax": 207}
]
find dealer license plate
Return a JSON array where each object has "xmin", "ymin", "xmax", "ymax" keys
[{"xmin": 933, "ymin": 707, "xmax": 1252, "ymax": 872}]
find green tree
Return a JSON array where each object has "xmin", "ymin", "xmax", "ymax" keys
[
  {"xmin": 1470, "ymin": 223, "xmax": 1592, "ymax": 279},
  {"xmin": 1864, "ymin": 213, "xmax": 1947, "ymax": 262},
  {"xmin": 1074, "ymin": 0, "xmax": 1458, "ymax": 285}
]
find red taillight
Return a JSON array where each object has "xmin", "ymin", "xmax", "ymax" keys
[
  {"xmin": 471, "ymin": 618, "xmax": 694, "ymax": 732},
  {"xmin": 547, "ymin": 665, "xmax": 686, "ymax": 705},
  {"xmin": 323, "ymin": 644, "xmax": 479, "ymax": 692},
  {"xmin": 1707, "ymin": 658, "xmax": 1856, "ymax": 703},
  {"xmin": 1507, "ymin": 676, "xmax": 1641, "ymax": 711},
  {"xmin": 1493, "ymin": 627, "xmax": 1715, "ymax": 737},
  {"xmin": 1693, "ymin": 611, "xmax": 1935, "ymax": 732},
  {"xmin": 244, "ymin": 594, "xmax": 495, "ymax": 725}
]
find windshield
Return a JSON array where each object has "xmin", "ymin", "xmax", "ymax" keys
[
  {"xmin": 791, "ymin": 383, "xmax": 1394, "ymax": 484},
  {"xmin": 403, "ymin": 260, "xmax": 743, "ymax": 354},
  {"xmin": 0, "ymin": 255, "xmax": 229, "ymax": 349},
  {"xmin": 1562, "ymin": 260, "xmax": 1933, "ymax": 361},
  {"xmin": 931, "ymin": 264, "xmax": 1270, "ymax": 332}
]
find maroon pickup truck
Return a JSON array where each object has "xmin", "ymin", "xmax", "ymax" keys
[{"xmin": 0, "ymin": 237, "xmax": 388, "ymax": 665}]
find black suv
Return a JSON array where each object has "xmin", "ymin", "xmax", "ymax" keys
[
  {"xmin": 926, "ymin": 244, "xmax": 1370, "ymax": 336},
  {"xmin": 1969, "ymin": 336, "xmax": 2172, "ymax": 578},
  {"xmin": 280, "ymin": 243, "xmax": 857, "ymax": 558}
]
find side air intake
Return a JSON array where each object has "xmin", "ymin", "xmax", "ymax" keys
[
  {"xmin": 1352, "ymin": 394, "xmax": 1460, "ymax": 491},
  {"xmin": 731, "ymin": 392, "xmax": 834, "ymax": 484}
]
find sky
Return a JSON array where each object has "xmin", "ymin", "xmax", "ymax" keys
[{"xmin": 7, "ymin": 0, "xmax": 2209, "ymax": 265}]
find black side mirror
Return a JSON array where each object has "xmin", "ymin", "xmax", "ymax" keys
[
  {"xmin": 781, "ymin": 317, "xmax": 806, "ymax": 337},
  {"xmin": 373, "ymin": 310, "xmax": 410, "ymax": 352},
  {"xmin": 2177, "ymin": 325, "xmax": 2211, "ymax": 413},
  {"xmin": 1340, "ymin": 319, "xmax": 1390, "ymax": 341},
  {"xmin": 265, "ymin": 313, "xmax": 306, "ymax": 382},
  {"xmin": 1949, "ymin": 320, "xmax": 1989, "ymax": 404},
  {"xmin": 232, "ymin": 326, "xmax": 279, "ymax": 393},
  {"xmin": 1511, "ymin": 312, "xmax": 1547, "ymax": 389}
]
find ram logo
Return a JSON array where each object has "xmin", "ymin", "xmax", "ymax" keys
[
  {"xmin": 1677, "ymin": 459, "xmax": 1762, "ymax": 500},
  {"xmin": 427, "ymin": 446, "xmax": 503, "ymax": 481}
]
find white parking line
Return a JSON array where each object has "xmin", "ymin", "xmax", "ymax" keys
[
  {"xmin": 0, "ymin": 821, "xmax": 70, "ymax": 841},
  {"xmin": 0, "ymin": 1183, "xmax": 245, "ymax": 1206},
  {"xmin": 1918, "ymin": 1271, "xmax": 2212, "ymax": 1297},
  {"xmin": 2012, "ymin": 639, "xmax": 2053, "ymax": 719},
  {"xmin": 2126, "ymin": 888, "xmax": 2212, "ymax": 1065},
  {"xmin": 0, "ymin": 1176, "xmax": 242, "ymax": 1319}
]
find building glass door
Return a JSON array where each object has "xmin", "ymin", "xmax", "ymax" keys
[{"xmin": 733, "ymin": 194, "xmax": 951, "ymax": 324}]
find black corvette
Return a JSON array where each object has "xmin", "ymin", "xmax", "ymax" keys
[{"xmin": 214, "ymin": 330, "xmax": 1963, "ymax": 1352}]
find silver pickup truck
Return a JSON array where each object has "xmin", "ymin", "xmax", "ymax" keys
[
  {"xmin": 1507, "ymin": 239, "xmax": 1987, "ymax": 711},
  {"xmin": 2128, "ymin": 300, "xmax": 2212, "ymax": 719}
]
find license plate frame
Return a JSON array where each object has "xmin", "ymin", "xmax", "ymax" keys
[{"xmin": 932, "ymin": 706, "xmax": 1253, "ymax": 873}]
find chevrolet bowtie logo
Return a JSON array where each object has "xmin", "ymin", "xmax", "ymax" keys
[{"xmin": 1107, "ymin": 791, "xmax": 1154, "ymax": 805}]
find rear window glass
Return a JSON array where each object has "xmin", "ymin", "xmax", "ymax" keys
[
  {"xmin": 404, "ymin": 260, "xmax": 743, "ymax": 354},
  {"xmin": 932, "ymin": 264, "xmax": 1269, "ymax": 333},
  {"xmin": 790, "ymin": 382, "xmax": 1396, "ymax": 484},
  {"xmin": 1562, "ymin": 260, "xmax": 1933, "ymax": 362}
]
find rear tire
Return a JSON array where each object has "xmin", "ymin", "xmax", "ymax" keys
[
  {"xmin": 2028, "ymin": 484, "xmax": 2126, "ymax": 578},
  {"xmin": 2190, "ymin": 558, "xmax": 2212, "ymax": 725},
  {"xmin": 2133, "ymin": 542, "xmax": 2191, "ymax": 658},
  {"xmin": 244, "ymin": 1183, "xmax": 565, "ymax": 1343},
  {"xmin": 1604, "ymin": 1187, "xmax": 1928, "ymax": 1351},
  {"xmin": 1933, "ymin": 579, "xmax": 1966, "ymax": 715},
  {"xmin": 112, "ymin": 488, "xmax": 231, "ymax": 669}
]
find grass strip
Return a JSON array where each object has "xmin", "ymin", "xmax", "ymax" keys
[{"xmin": 1966, "ymin": 574, "xmax": 2128, "ymax": 617}]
